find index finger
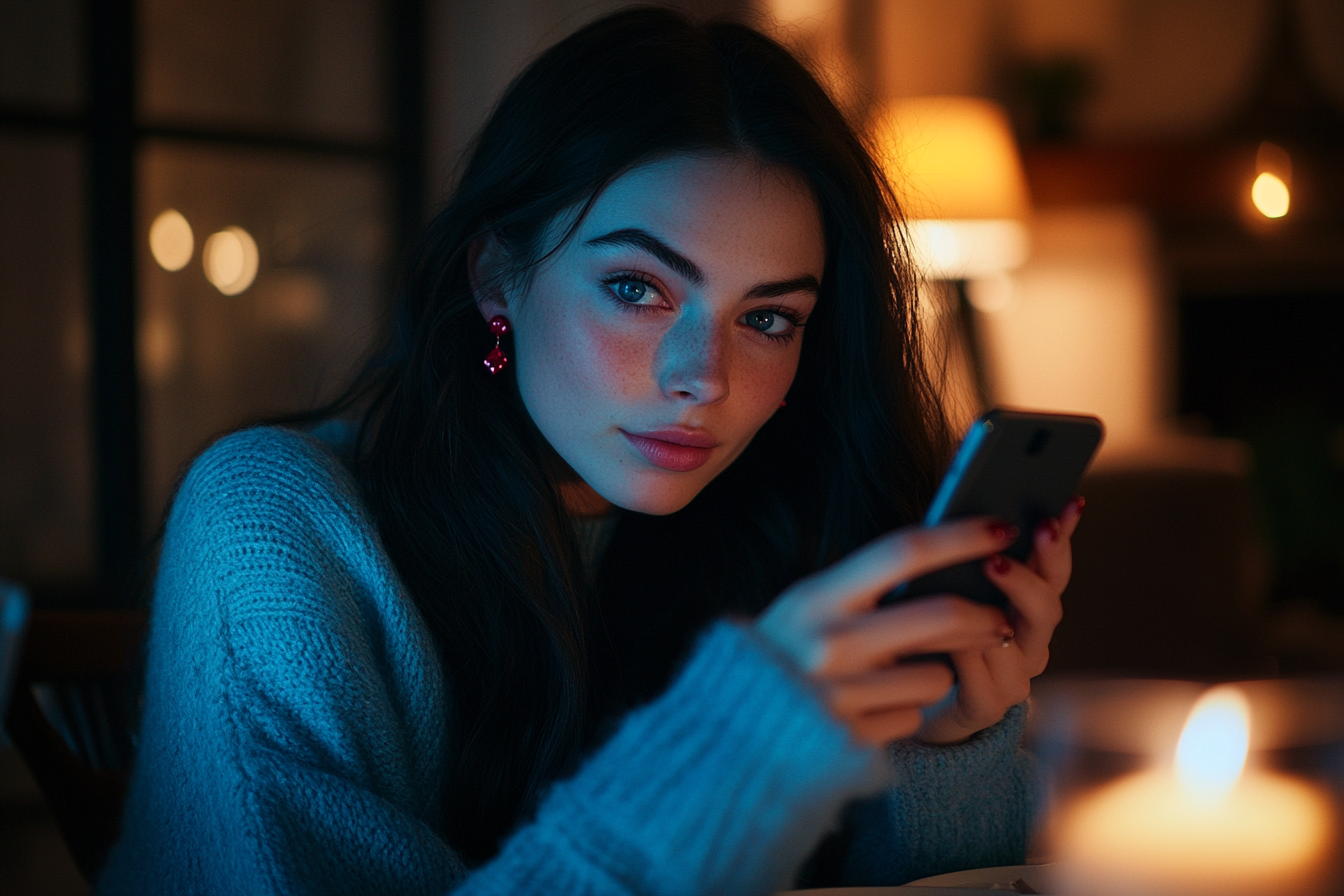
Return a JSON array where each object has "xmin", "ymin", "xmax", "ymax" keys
[
  {"xmin": 818, "ymin": 595, "xmax": 1011, "ymax": 676},
  {"xmin": 797, "ymin": 517, "xmax": 1018, "ymax": 618}
]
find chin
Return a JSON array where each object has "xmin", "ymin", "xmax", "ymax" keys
[{"xmin": 601, "ymin": 473, "xmax": 709, "ymax": 516}]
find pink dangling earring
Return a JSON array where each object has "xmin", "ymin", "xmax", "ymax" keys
[{"xmin": 483, "ymin": 315, "xmax": 510, "ymax": 374}]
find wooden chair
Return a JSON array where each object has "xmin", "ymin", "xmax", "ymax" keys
[{"xmin": 4, "ymin": 608, "xmax": 149, "ymax": 883}]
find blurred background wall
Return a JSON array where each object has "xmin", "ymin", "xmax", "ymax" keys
[{"xmin": 1, "ymin": 0, "xmax": 1342, "ymax": 673}]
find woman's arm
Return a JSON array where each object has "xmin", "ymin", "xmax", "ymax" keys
[
  {"xmin": 458, "ymin": 622, "xmax": 888, "ymax": 895},
  {"xmin": 838, "ymin": 703, "xmax": 1036, "ymax": 885},
  {"xmin": 100, "ymin": 428, "xmax": 888, "ymax": 896}
]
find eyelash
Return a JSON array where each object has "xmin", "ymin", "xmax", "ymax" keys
[
  {"xmin": 600, "ymin": 271, "xmax": 665, "ymax": 313},
  {"xmin": 751, "ymin": 305, "xmax": 808, "ymax": 344},
  {"xmin": 598, "ymin": 271, "xmax": 808, "ymax": 344}
]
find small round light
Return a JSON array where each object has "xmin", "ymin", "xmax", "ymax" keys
[
  {"xmin": 202, "ymin": 226, "xmax": 260, "ymax": 295},
  {"xmin": 1251, "ymin": 172, "xmax": 1289, "ymax": 219},
  {"xmin": 149, "ymin": 209, "xmax": 194, "ymax": 271}
]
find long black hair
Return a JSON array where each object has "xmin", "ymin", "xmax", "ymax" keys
[{"xmin": 336, "ymin": 6, "xmax": 950, "ymax": 864}]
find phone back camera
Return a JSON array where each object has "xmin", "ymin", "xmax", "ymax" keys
[{"xmin": 1025, "ymin": 428, "xmax": 1051, "ymax": 456}]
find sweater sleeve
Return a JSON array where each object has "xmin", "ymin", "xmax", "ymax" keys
[
  {"xmin": 100, "ymin": 428, "xmax": 889, "ymax": 896},
  {"xmin": 458, "ymin": 622, "xmax": 889, "ymax": 896},
  {"xmin": 99, "ymin": 428, "xmax": 466, "ymax": 896},
  {"xmin": 838, "ymin": 702, "xmax": 1038, "ymax": 886}
]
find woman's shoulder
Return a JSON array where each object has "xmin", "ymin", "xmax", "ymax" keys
[
  {"xmin": 159, "ymin": 425, "xmax": 431, "ymax": 688},
  {"xmin": 175, "ymin": 424, "xmax": 364, "ymax": 529},
  {"xmin": 186, "ymin": 423, "xmax": 355, "ymax": 493},
  {"xmin": 163, "ymin": 424, "xmax": 390, "ymax": 592}
]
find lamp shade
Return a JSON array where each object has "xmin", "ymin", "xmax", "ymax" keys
[
  {"xmin": 871, "ymin": 96, "xmax": 1031, "ymax": 278},
  {"xmin": 872, "ymin": 96, "xmax": 1030, "ymax": 220}
]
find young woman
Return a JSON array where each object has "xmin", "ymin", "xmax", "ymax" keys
[{"xmin": 100, "ymin": 8, "xmax": 1079, "ymax": 895}]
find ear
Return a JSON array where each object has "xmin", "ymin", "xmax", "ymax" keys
[{"xmin": 467, "ymin": 234, "xmax": 510, "ymax": 322}]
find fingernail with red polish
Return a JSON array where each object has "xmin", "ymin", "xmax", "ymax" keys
[
  {"xmin": 990, "ymin": 554, "xmax": 1012, "ymax": 575},
  {"xmin": 989, "ymin": 521, "xmax": 1020, "ymax": 543},
  {"xmin": 1073, "ymin": 495, "xmax": 1086, "ymax": 514}
]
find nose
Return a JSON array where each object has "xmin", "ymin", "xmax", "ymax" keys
[{"xmin": 656, "ymin": 311, "xmax": 729, "ymax": 405}]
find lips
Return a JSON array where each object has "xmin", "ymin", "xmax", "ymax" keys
[{"xmin": 621, "ymin": 428, "xmax": 719, "ymax": 472}]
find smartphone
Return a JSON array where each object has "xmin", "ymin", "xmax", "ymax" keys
[{"xmin": 880, "ymin": 408, "xmax": 1104, "ymax": 609}]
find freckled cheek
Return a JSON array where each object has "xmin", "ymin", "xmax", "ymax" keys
[
  {"xmin": 524, "ymin": 307, "xmax": 654, "ymax": 410},
  {"xmin": 577, "ymin": 325, "xmax": 652, "ymax": 401},
  {"xmin": 734, "ymin": 350, "xmax": 800, "ymax": 419}
]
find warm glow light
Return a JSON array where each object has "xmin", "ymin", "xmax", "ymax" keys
[
  {"xmin": 138, "ymin": 314, "xmax": 180, "ymax": 384},
  {"xmin": 907, "ymin": 219, "xmax": 1029, "ymax": 280},
  {"xmin": 149, "ymin": 209, "xmax": 194, "ymax": 271},
  {"xmin": 872, "ymin": 97, "xmax": 1030, "ymax": 279},
  {"xmin": 1055, "ymin": 681, "xmax": 1338, "ymax": 895},
  {"xmin": 1175, "ymin": 686, "xmax": 1250, "ymax": 801},
  {"xmin": 1057, "ymin": 769, "xmax": 1335, "ymax": 896},
  {"xmin": 871, "ymin": 97, "xmax": 1030, "ymax": 222},
  {"xmin": 202, "ymin": 226, "xmax": 259, "ymax": 295},
  {"xmin": 967, "ymin": 272, "xmax": 1015, "ymax": 313},
  {"xmin": 1251, "ymin": 172, "xmax": 1290, "ymax": 218}
]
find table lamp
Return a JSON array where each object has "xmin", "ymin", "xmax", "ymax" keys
[{"xmin": 870, "ymin": 96, "xmax": 1031, "ymax": 403}]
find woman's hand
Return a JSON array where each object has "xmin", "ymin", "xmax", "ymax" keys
[
  {"xmin": 913, "ymin": 497, "xmax": 1084, "ymax": 745},
  {"xmin": 755, "ymin": 518, "xmax": 1018, "ymax": 745}
]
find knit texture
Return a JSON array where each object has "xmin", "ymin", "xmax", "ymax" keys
[
  {"xmin": 840, "ymin": 703, "xmax": 1036, "ymax": 885},
  {"xmin": 99, "ymin": 426, "xmax": 1032, "ymax": 895}
]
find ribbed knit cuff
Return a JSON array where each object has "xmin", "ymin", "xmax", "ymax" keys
[
  {"xmin": 856, "ymin": 702, "xmax": 1034, "ymax": 885},
  {"xmin": 889, "ymin": 702, "xmax": 1028, "ymax": 781},
  {"xmin": 463, "ymin": 620, "xmax": 888, "ymax": 896}
]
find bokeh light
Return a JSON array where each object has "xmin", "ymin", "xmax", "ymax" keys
[
  {"xmin": 1251, "ymin": 172, "xmax": 1290, "ymax": 219},
  {"xmin": 149, "ymin": 208, "xmax": 194, "ymax": 271},
  {"xmin": 202, "ymin": 226, "xmax": 260, "ymax": 295}
]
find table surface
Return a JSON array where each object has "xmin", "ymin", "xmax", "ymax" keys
[{"xmin": 780, "ymin": 863, "xmax": 1051, "ymax": 894}]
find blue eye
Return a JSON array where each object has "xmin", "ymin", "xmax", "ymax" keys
[
  {"xmin": 744, "ymin": 310, "xmax": 778, "ymax": 332},
  {"xmin": 601, "ymin": 274, "xmax": 666, "ymax": 314},
  {"xmin": 613, "ymin": 279, "xmax": 649, "ymax": 304},
  {"xmin": 740, "ymin": 306, "xmax": 805, "ymax": 342}
]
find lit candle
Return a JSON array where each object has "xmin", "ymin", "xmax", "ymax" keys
[{"xmin": 1053, "ymin": 686, "xmax": 1338, "ymax": 896}]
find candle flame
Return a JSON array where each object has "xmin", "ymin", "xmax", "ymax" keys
[{"xmin": 1175, "ymin": 685, "xmax": 1250, "ymax": 802}]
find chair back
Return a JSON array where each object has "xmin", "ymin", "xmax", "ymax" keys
[
  {"xmin": 3, "ymin": 605, "xmax": 149, "ymax": 883},
  {"xmin": 0, "ymin": 582, "xmax": 29, "ymax": 721}
]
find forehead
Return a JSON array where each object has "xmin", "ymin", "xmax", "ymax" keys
[{"xmin": 574, "ymin": 153, "xmax": 826, "ymax": 277}]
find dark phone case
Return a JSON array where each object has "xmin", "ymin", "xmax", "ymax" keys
[{"xmin": 882, "ymin": 409, "xmax": 1104, "ymax": 609}]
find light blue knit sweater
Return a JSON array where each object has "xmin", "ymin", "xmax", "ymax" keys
[{"xmin": 99, "ymin": 427, "xmax": 1034, "ymax": 895}]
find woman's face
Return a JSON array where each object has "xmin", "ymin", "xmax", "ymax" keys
[{"xmin": 479, "ymin": 154, "xmax": 825, "ymax": 515}]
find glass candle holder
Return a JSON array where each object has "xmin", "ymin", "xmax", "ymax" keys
[{"xmin": 1028, "ymin": 677, "xmax": 1344, "ymax": 896}]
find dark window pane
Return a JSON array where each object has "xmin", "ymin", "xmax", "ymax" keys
[
  {"xmin": 0, "ymin": 134, "xmax": 94, "ymax": 586},
  {"xmin": 0, "ymin": 0, "xmax": 82, "ymax": 110},
  {"xmin": 140, "ymin": 0, "xmax": 385, "ymax": 141},
  {"xmin": 139, "ymin": 142, "xmax": 388, "ymax": 531}
]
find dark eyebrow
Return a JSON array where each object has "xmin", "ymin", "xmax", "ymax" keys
[
  {"xmin": 585, "ymin": 226, "xmax": 820, "ymax": 301},
  {"xmin": 584, "ymin": 228, "xmax": 704, "ymax": 285},
  {"xmin": 744, "ymin": 275, "xmax": 820, "ymax": 301}
]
